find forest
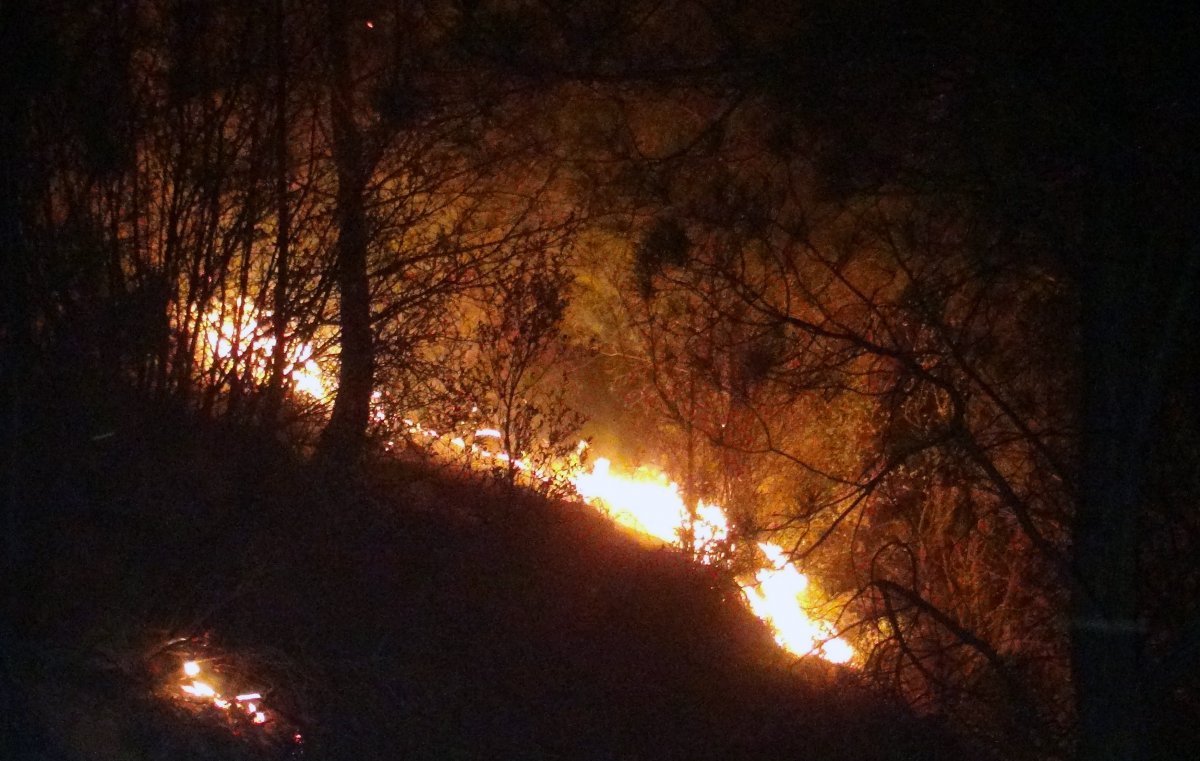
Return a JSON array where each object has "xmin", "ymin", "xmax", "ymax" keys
[{"xmin": 2, "ymin": 2, "xmax": 1198, "ymax": 760}]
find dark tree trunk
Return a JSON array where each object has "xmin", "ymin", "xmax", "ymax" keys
[
  {"xmin": 1072, "ymin": 259, "xmax": 1145, "ymax": 761},
  {"xmin": 316, "ymin": 1, "xmax": 373, "ymax": 469},
  {"xmin": 1064, "ymin": 5, "xmax": 1200, "ymax": 750},
  {"xmin": 1073, "ymin": 229, "xmax": 1200, "ymax": 760}
]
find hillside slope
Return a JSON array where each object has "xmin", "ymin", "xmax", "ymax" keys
[{"xmin": 2, "ymin": 401, "xmax": 961, "ymax": 760}]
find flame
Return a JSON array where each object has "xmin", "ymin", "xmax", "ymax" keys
[
  {"xmin": 569, "ymin": 458, "xmax": 854, "ymax": 664},
  {"xmin": 821, "ymin": 637, "xmax": 855, "ymax": 665},
  {"xmin": 197, "ymin": 298, "xmax": 332, "ymax": 400},
  {"xmin": 385, "ymin": 423, "xmax": 856, "ymax": 663},
  {"xmin": 174, "ymin": 658, "xmax": 279, "ymax": 725},
  {"xmin": 181, "ymin": 679, "xmax": 217, "ymax": 698},
  {"xmin": 742, "ymin": 542, "xmax": 851, "ymax": 662},
  {"xmin": 574, "ymin": 458, "xmax": 699, "ymax": 543},
  {"xmin": 195, "ymin": 305, "xmax": 855, "ymax": 664}
]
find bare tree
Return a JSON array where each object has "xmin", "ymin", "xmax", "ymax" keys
[{"xmin": 449, "ymin": 246, "xmax": 585, "ymax": 490}]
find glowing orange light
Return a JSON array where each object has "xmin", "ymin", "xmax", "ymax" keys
[
  {"xmin": 821, "ymin": 637, "xmax": 855, "ymax": 664},
  {"xmin": 171, "ymin": 655, "xmax": 280, "ymax": 729},
  {"xmin": 232, "ymin": 335, "xmax": 856, "ymax": 665},
  {"xmin": 570, "ymin": 459, "xmax": 854, "ymax": 664},
  {"xmin": 181, "ymin": 680, "xmax": 217, "ymax": 699},
  {"xmin": 573, "ymin": 458, "xmax": 693, "ymax": 543},
  {"xmin": 196, "ymin": 298, "xmax": 332, "ymax": 400}
]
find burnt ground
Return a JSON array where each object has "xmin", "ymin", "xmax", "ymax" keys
[{"xmin": 2, "ymin": 391, "xmax": 963, "ymax": 761}]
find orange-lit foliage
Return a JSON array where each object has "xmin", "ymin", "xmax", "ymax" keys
[{"xmin": 194, "ymin": 298, "xmax": 330, "ymax": 401}]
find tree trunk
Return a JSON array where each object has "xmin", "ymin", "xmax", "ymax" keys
[
  {"xmin": 1071, "ymin": 259, "xmax": 1144, "ymax": 761},
  {"xmin": 316, "ymin": 2, "xmax": 373, "ymax": 469}
]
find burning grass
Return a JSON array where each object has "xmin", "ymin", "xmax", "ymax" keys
[{"xmin": 4, "ymin": 399, "xmax": 958, "ymax": 761}]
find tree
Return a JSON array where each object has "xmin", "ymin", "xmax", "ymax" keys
[
  {"xmin": 309, "ymin": 1, "xmax": 588, "ymax": 469},
  {"xmin": 453, "ymin": 248, "xmax": 585, "ymax": 490},
  {"xmin": 750, "ymin": 6, "xmax": 1200, "ymax": 759},
  {"xmin": 314, "ymin": 0, "xmax": 374, "ymax": 468},
  {"xmin": 618, "ymin": 168, "xmax": 1074, "ymax": 753}
]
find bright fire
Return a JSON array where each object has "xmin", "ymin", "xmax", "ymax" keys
[
  {"xmin": 569, "ymin": 457, "xmax": 854, "ymax": 664},
  {"xmin": 192, "ymin": 305, "xmax": 854, "ymax": 664},
  {"xmin": 574, "ymin": 458, "xmax": 698, "ymax": 543},
  {"xmin": 197, "ymin": 298, "xmax": 330, "ymax": 400},
  {"xmin": 176, "ymin": 659, "xmax": 277, "ymax": 725},
  {"xmin": 743, "ymin": 544, "xmax": 853, "ymax": 663}
]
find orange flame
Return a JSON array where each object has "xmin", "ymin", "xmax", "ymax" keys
[
  {"xmin": 569, "ymin": 458, "xmax": 854, "ymax": 664},
  {"xmin": 176, "ymin": 659, "xmax": 278, "ymax": 724},
  {"xmin": 197, "ymin": 298, "xmax": 331, "ymax": 400},
  {"xmin": 743, "ymin": 543, "xmax": 853, "ymax": 663},
  {"xmin": 196, "ymin": 307, "xmax": 856, "ymax": 664},
  {"xmin": 572, "ymin": 458, "xmax": 695, "ymax": 543},
  {"xmin": 181, "ymin": 679, "xmax": 217, "ymax": 699}
]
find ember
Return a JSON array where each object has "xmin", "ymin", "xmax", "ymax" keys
[{"xmin": 173, "ymin": 658, "xmax": 276, "ymax": 728}]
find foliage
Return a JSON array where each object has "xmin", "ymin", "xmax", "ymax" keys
[{"xmin": 450, "ymin": 249, "xmax": 588, "ymax": 493}]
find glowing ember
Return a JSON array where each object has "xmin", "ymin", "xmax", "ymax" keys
[{"xmin": 173, "ymin": 657, "xmax": 280, "ymax": 729}]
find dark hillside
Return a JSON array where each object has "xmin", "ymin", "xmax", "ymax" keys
[{"xmin": 2, "ymin": 394, "xmax": 961, "ymax": 761}]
